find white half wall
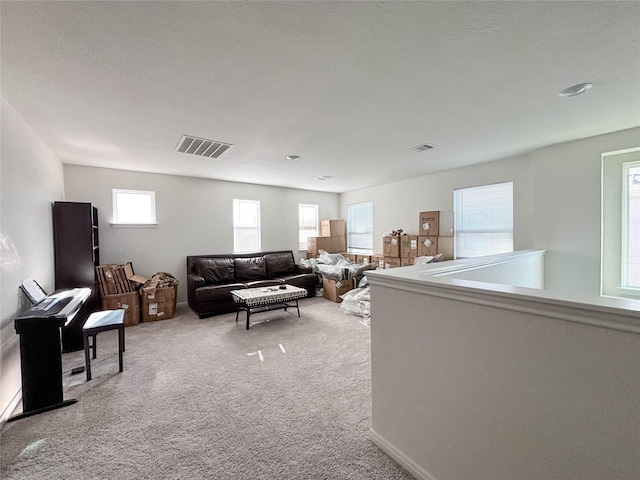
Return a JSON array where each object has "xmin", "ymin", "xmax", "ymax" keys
[
  {"xmin": 0, "ymin": 97, "xmax": 65, "ymax": 423},
  {"xmin": 63, "ymin": 165, "xmax": 340, "ymax": 303},
  {"xmin": 367, "ymin": 262, "xmax": 640, "ymax": 480}
]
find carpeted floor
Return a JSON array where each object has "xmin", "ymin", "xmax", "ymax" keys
[{"xmin": 1, "ymin": 296, "xmax": 412, "ymax": 479}]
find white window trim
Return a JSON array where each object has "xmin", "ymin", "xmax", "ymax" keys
[
  {"xmin": 111, "ymin": 189, "xmax": 157, "ymax": 227},
  {"xmin": 601, "ymin": 147, "xmax": 640, "ymax": 299},
  {"xmin": 621, "ymin": 161, "xmax": 640, "ymax": 291}
]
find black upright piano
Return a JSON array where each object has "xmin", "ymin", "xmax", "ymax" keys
[{"xmin": 10, "ymin": 287, "xmax": 91, "ymax": 421}]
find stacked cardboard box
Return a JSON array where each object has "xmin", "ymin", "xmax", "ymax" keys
[
  {"xmin": 382, "ymin": 235, "xmax": 402, "ymax": 268},
  {"xmin": 95, "ymin": 262, "xmax": 146, "ymax": 326},
  {"xmin": 372, "ymin": 254, "xmax": 385, "ymax": 269},
  {"xmin": 418, "ymin": 211, "xmax": 454, "ymax": 260},
  {"xmin": 307, "ymin": 219, "xmax": 346, "ymax": 257},
  {"xmin": 341, "ymin": 252, "xmax": 357, "ymax": 262}
]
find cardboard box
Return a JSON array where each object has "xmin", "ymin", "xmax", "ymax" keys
[
  {"xmin": 96, "ymin": 262, "xmax": 147, "ymax": 296},
  {"xmin": 419, "ymin": 211, "xmax": 440, "ymax": 236},
  {"xmin": 307, "ymin": 235, "xmax": 346, "ymax": 254},
  {"xmin": 400, "ymin": 235, "xmax": 419, "ymax": 258},
  {"xmin": 320, "ymin": 219, "xmax": 345, "ymax": 237},
  {"xmin": 356, "ymin": 254, "xmax": 372, "ymax": 264},
  {"xmin": 401, "ymin": 257, "xmax": 415, "ymax": 267},
  {"xmin": 322, "ymin": 277, "xmax": 355, "ymax": 303},
  {"xmin": 437, "ymin": 236, "xmax": 454, "ymax": 260},
  {"xmin": 331, "ymin": 235, "xmax": 346, "ymax": 253},
  {"xmin": 372, "ymin": 254, "xmax": 385, "ymax": 269},
  {"xmin": 141, "ymin": 286, "xmax": 177, "ymax": 322},
  {"xmin": 383, "ymin": 257, "xmax": 402, "ymax": 268},
  {"xmin": 418, "ymin": 211, "xmax": 454, "ymax": 237},
  {"xmin": 307, "ymin": 236, "xmax": 333, "ymax": 254},
  {"xmin": 101, "ymin": 291, "xmax": 140, "ymax": 327},
  {"xmin": 417, "ymin": 236, "xmax": 438, "ymax": 257},
  {"xmin": 417, "ymin": 236, "xmax": 455, "ymax": 260},
  {"xmin": 383, "ymin": 236, "xmax": 401, "ymax": 257},
  {"xmin": 439, "ymin": 212, "xmax": 455, "ymax": 237}
]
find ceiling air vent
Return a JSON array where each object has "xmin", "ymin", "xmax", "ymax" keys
[
  {"xmin": 409, "ymin": 143, "xmax": 435, "ymax": 152},
  {"xmin": 175, "ymin": 135, "xmax": 233, "ymax": 158}
]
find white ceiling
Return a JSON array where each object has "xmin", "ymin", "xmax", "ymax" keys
[{"xmin": 2, "ymin": 1, "xmax": 639, "ymax": 193}]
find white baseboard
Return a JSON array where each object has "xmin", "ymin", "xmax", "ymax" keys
[
  {"xmin": 369, "ymin": 429, "xmax": 438, "ymax": 480},
  {"xmin": 1, "ymin": 388, "xmax": 22, "ymax": 426}
]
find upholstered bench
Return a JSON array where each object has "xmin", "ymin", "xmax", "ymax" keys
[{"xmin": 82, "ymin": 309, "xmax": 125, "ymax": 381}]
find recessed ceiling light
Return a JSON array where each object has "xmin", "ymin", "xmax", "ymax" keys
[
  {"xmin": 559, "ymin": 83, "xmax": 593, "ymax": 97},
  {"xmin": 286, "ymin": 155, "xmax": 299, "ymax": 161}
]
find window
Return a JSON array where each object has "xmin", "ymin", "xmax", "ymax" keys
[
  {"xmin": 233, "ymin": 199, "xmax": 261, "ymax": 253},
  {"xmin": 299, "ymin": 204, "xmax": 318, "ymax": 250},
  {"xmin": 454, "ymin": 182, "xmax": 513, "ymax": 258},
  {"xmin": 347, "ymin": 202, "xmax": 373, "ymax": 252},
  {"xmin": 623, "ymin": 162, "xmax": 640, "ymax": 288},
  {"xmin": 602, "ymin": 148, "xmax": 640, "ymax": 298},
  {"xmin": 112, "ymin": 189, "xmax": 156, "ymax": 225}
]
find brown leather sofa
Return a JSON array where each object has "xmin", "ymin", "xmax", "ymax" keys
[{"xmin": 187, "ymin": 250, "xmax": 318, "ymax": 318}]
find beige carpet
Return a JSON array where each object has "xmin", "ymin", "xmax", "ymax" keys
[{"xmin": 1, "ymin": 296, "xmax": 412, "ymax": 479}]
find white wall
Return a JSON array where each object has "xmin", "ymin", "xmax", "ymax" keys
[
  {"xmin": 0, "ymin": 97, "xmax": 65, "ymax": 422},
  {"xmin": 339, "ymin": 153, "xmax": 534, "ymax": 255},
  {"xmin": 63, "ymin": 165, "xmax": 340, "ymax": 303},
  {"xmin": 532, "ymin": 127, "xmax": 640, "ymax": 296},
  {"xmin": 339, "ymin": 127, "xmax": 640, "ymax": 297}
]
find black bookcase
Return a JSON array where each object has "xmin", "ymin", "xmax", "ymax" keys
[{"xmin": 53, "ymin": 201, "xmax": 100, "ymax": 352}]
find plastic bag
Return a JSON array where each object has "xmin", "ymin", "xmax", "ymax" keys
[{"xmin": 339, "ymin": 285, "xmax": 371, "ymax": 318}]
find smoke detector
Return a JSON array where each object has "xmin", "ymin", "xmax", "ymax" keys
[{"xmin": 175, "ymin": 135, "xmax": 233, "ymax": 158}]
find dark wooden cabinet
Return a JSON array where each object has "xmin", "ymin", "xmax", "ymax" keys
[{"xmin": 53, "ymin": 201, "xmax": 99, "ymax": 352}]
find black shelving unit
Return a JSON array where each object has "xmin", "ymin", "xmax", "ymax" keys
[{"xmin": 53, "ymin": 201, "xmax": 100, "ymax": 352}]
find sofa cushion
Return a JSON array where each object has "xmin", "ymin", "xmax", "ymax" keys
[
  {"xmin": 234, "ymin": 256, "xmax": 267, "ymax": 281},
  {"xmin": 264, "ymin": 253, "xmax": 295, "ymax": 278},
  {"xmin": 196, "ymin": 283, "xmax": 246, "ymax": 302},
  {"xmin": 196, "ymin": 258, "xmax": 235, "ymax": 285}
]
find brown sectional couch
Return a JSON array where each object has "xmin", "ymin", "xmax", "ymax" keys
[{"xmin": 187, "ymin": 250, "xmax": 317, "ymax": 318}]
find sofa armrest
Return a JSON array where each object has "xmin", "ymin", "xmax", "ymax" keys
[
  {"xmin": 188, "ymin": 273, "xmax": 206, "ymax": 288},
  {"xmin": 187, "ymin": 273, "xmax": 206, "ymax": 309},
  {"xmin": 294, "ymin": 264, "xmax": 312, "ymax": 274}
]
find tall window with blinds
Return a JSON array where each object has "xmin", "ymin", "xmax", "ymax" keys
[
  {"xmin": 624, "ymin": 163, "xmax": 640, "ymax": 288},
  {"xmin": 299, "ymin": 204, "xmax": 318, "ymax": 250},
  {"xmin": 233, "ymin": 199, "xmax": 261, "ymax": 253},
  {"xmin": 454, "ymin": 182, "xmax": 513, "ymax": 258},
  {"xmin": 347, "ymin": 202, "xmax": 373, "ymax": 252},
  {"xmin": 602, "ymin": 150, "xmax": 640, "ymax": 299}
]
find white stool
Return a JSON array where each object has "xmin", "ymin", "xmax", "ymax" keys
[{"xmin": 82, "ymin": 310, "xmax": 125, "ymax": 381}]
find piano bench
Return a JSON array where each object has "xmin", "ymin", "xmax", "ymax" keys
[{"xmin": 82, "ymin": 310, "xmax": 125, "ymax": 381}]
